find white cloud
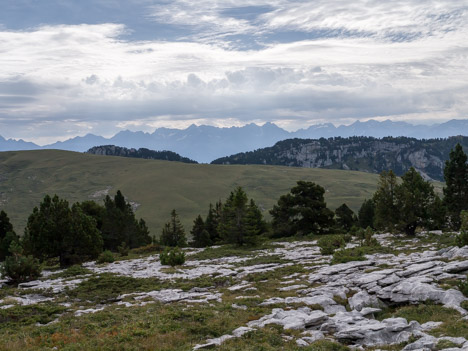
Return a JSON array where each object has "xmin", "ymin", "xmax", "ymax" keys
[{"xmin": 0, "ymin": 1, "xmax": 467, "ymax": 143}]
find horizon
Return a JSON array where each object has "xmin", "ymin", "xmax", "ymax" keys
[
  {"xmin": 1, "ymin": 117, "xmax": 467, "ymax": 146},
  {"xmin": 1, "ymin": 1, "xmax": 467, "ymax": 144}
]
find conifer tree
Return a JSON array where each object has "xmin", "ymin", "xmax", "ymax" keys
[
  {"xmin": 205, "ymin": 202, "xmax": 221, "ymax": 243},
  {"xmin": 358, "ymin": 199, "xmax": 375, "ymax": 229},
  {"xmin": 160, "ymin": 209, "xmax": 187, "ymax": 247},
  {"xmin": 0, "ymin": 210, "xmax": 18, "ymax": 260},
  {"xmin": 395, "ymin": 167, "xmax": 436, "ymax": 235},
  {"xmin": 190, "ymin": 215, "xmax": 212, "ymax": 248},
  {"xmin": 443, "ymin": 144, "xmax": 468, "ymax": 229},
  {"xmin": 244, "ymin": 199, "xmax": 267, "ymax": 245},
  {"xmin": 24, "ymin": 195, "xmax": 103, "ymax": 267},
  {"xmin": 335, "ymin": 203, "xmax": 357, "ymax": 232},
  {"xmin": 373, "ymin": 170, "xmax": 399, "ymax": 232},
  {"xmin": 100, "ymin": 191, "xmax": 151, "ymax": 250},
  {"xmin": 270, "ymin": 181, "xmax": 334, "ymax": 237},
  {"xmin": 218, "ymin": 187, "xmax": 265, "ymax": 246}
]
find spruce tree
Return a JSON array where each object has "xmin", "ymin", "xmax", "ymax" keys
[
  {"xmin": 190, "ymin": 215, "xmax": 212, "ymax": 248},
  {"xmin": 160, "ymin": 209, "xmax": 187, "ymax": 247},
  {"xmin": 443, "ymin": 143, "xmax": 468, "ymax": 229}
]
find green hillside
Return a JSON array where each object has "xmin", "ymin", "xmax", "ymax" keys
[{"xmin": 0, "ymin": 150, "xmax": 380, "ymax": 237}]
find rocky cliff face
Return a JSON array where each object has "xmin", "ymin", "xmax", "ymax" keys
[{"xmin": 212, "ymin": 136, "xmax": 468, "ymax": 181}]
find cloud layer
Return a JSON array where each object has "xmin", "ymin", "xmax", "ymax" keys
[{"xmin": 0, "ymin": 0, "xmax": 467, "ymax": 143}]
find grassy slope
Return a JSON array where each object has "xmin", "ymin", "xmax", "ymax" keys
[{"xmin": 0, "ymin": 150, "xmax": 379, "ymax": 237}]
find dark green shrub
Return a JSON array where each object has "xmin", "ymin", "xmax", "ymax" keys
[
  {"xmin": 332, "ymin": 247, "xmax": 365, "ymax": 264},
  {"xmin": 97, "ymin": 250, "xmax": 114, "ymax": 264},
  {"xmin": 0, "ymin": 242, "xmax": 41, "ymax": 284},
  {"xmin": 456, "ymin": 211, "xmax": 468, "ymax": 247},
  {"xmin": 363, "ymin": 226, "xmax": 380, "ymax": 247},
  {"xmin": 317, "ymin": 235, "xmax": 345, "ymax": 255},
  {"xmin": 130, "ymin": 243, "xmax": 162, "ymax": 255},
  {"xmin": 457, "ymin": 278, "xmax": 468, "ymax": 297},
  {"xmin": 117, "ymin": 242, "xmax": 129, "ymax": 257},
  {"xmin": 160, "ymin": 247, "xmax": 185, "ymax": 266}
]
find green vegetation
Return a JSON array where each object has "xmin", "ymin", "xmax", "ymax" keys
[
  {"xmin": 190, "ymin": 215, "xmax": 212, "ymax": 248},
  {"xmin": 24, "ymin": 195, "xmax": 103, "ymax": 267},
  {"xmin": 334, "ymin": 203, "xmax": 357, "ymax": 232},
  {"xmin": 317, "ymin": 235, "xmax": 346, "ymax": 255},
  {"xmin": 99, "ymin": 190, "xmax": 151, "ymax": 251},
  {"xmin": 219, "ymin": 187, "xmax": 266, "ymax": 246},
  {"xmin": 443, "ymin": 143, "xmax": 468, "ymax": 229},
  {"xmin": 0, "ymin": 149, "xmax": 379, "ymax": 235},
  {"xmin": 456, "ymin": 210, "xmax": 468, "ymax": 248},
  {"xmin": 270, "ymin": 181, "xmax": 335, "ymax": 237},
  {"xmin": 376, "ymin": 303, "xmax": 457, "ymax": 324},
  {"xmin": 160, "ymin": 247, "xmax": 186, "ymax": 266},
  {"xmin": 0, "ymin": 241, "xmax": 41, "ymax": 284},
  {"xmin": 96, "ymin": 250, "xmax": 115, "ymax": 264},
  {"xmin": 86, "ymin": 145, "xmax": 198, "ymax": 164},
  {"xmin": 160, "ymin": 209, "xmax": 187, "ymax": 247},
  {"xmin": 0, "ymin": 210, "xmax": 19, "ymax": 260},
  {"xmin": 331, "ymin": 247, "xmax": 366, "ymax": 264}
]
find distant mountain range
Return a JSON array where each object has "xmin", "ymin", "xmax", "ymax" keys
[
  {"xmin": 212, "ymin": 136, "xmax": 468, "ymax": 181},
  {"xmin": 1, "ymin": 119, "xmax": 468, "ymax": 163}
]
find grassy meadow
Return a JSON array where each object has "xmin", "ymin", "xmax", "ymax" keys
[{"xmin": 0, "ymin": 150, "xmax": 380, "ymax": 237}]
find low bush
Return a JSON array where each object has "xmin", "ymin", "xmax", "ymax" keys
[
  {"xmin": 457, "ymin": 278, "xmax": 468, "ymax": 297},
  {"xmin": 130, "ymin": 243, "xmax": 162, "ymax": 255},
  {"xmin": 456, "ymin": 211, "xmax": 468, "ymax": 247},
  {"xmin": 332, "ymin": 247, "xmax": 365, "ymax": 264},
  {"xmin": 0, "ymin": 242, "xmax": 41, "ymax": 284},
  {"xmin": 160, "ymin": 247, "xmax": 185, "ymax": 266},
  {"xmin": 317, "ymin": 235, "xmax": 346, "ymax": 255},
  {"xmin": 117, "ymin": 242, "xmax": 129, "ymax": 257},
  {"xmin": 96, "ymin": 250, "xmax": 114, "ymax": 264}
]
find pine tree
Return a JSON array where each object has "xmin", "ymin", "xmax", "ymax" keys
[
  {"xmin": 160, "ymin": 209, "xmax": 187, "ymax": 247},
  {"xmin": 373, "ymin": 170, "xmax": 399, "ymax": 232},
  {"xmin": 244, "ymin": 199, "xmax": 267, "ymax": 245},
  {"xmin": 270, "ymin": 181, "xmax": 334, "ymax": 237},
  {"xmin": 205, "ymin": 202, "xmax": 221, "ymax": 244},
  {"xmin": 443, "ymin": 144, "xmax": 468, "ymax": 229},
  {"xmin": 0, "ymin": 210, "xmax": 14, "ymax": 238},
  {"xmin": 335, "ymin": 203, "xmax": 357, "ymax": 232},
  {"xmin": 358, "ymin": 199, "xmax": 375, "ymax": 229},
  {"xmin": 395, "ymin": 167, "xmax": 436, "ymax": 235},
  {"xmin": 100, "ymin": 191, "xmax": 151, "ymax": 250},
  {"xmin": 218, "ymin": 187, "xmax": 265, "ymax": 246},
  {"xmin": 190, "ymin": 215, "xmax": 212, "ymax": 248},
  {"xmin": 0, "ymin": 210, "xmax": 18, "ymax": 260},
  {"xmin": 24, "ymin": 195, "xmax": 103, "ymax": 267}
]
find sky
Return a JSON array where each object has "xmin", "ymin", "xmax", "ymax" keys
[{"xmin": 0, "ymin": 0, "xmax": 467, "ymax": 144}]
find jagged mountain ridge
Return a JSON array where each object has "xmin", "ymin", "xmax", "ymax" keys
[
  {"xmin": 211, "ymin": 136, "xmax": 468, "ymax": 181},
  {"xmin": 1, "ymin": 119, "xmax": 468, "ymax": 163},
  {"xmin": 86, "ymin": 145, "xmax": 198, "ymax": 164}
]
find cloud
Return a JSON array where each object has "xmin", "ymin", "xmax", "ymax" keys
[{"xmin": 0, "ymin": 1, "xmax": 467, "ymax": 143}]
